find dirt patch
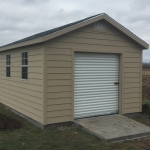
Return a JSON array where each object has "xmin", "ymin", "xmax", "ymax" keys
[
  {"xmin": 142, "ymin": 104, "xmax": 150, "ymax": 117},
  {"xmin": 0, "ymin": 113, "xmax": 21, "ymax": 131},
  {"xmin": 137, "ymin": 139, "xmax": 150, "ymax": 150},
  {"xmin": 143, "ymin": 70, "xmax": 150, "ymax": 76},
  {"xmin": 142, "ymin": 75, "xmax": 150, "ymax": 100}
]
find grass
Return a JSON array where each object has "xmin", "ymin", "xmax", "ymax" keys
[
  {"xmin": 0, "ymin": 104, "xmax": 150, "ymax": 150},
  {"xmin": 132, "ymin": 114, "xmax": 150, "ymax": 127},
  {"xmin": 143, "ymin": 99, "xmax": 150, "ymax": 106}
]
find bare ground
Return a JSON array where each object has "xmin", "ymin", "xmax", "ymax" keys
[
  {"xmin": 0, "ymin": 113, "xmax": 21, "ymax": 131},
  {"xmin": 142, "ymin": 75, "xmax": 150, "ymax": 100}
]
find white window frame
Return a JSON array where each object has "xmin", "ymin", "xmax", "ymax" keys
[
  {"xmin": 6, "ymin": 54, "xmax": 11, "ymax": 78},
  {"xmin": 21, "ymin": 51, "xmax": 28, "ymax": 80}
]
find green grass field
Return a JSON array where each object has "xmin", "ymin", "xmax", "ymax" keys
[{"xmin": 0, "ymin": 104, "xmax": 150, "ymax": 150}]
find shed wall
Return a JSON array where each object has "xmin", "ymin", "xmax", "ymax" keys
[
  {"xmin": 46, "ymin": 21, "xmax": 142, "ymax": 124},
  {"xmin": 0, "ymin": 44, "xmax": 44, "ymax": 123}
]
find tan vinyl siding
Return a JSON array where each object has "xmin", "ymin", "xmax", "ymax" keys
[
  {"xmin": 46, "ymin": 48, "xmax": 72, "ymax": 124},
  {"xmin": 0, "ymin": 45, "xmax": 43, "ymax": 123},
  {"xmin": 123, "ymin": 50, "xmax": 142, "ymax": 113},
  {"xmin": 46, "ymin": 22, "xmax": 142, "ymax": 124}
]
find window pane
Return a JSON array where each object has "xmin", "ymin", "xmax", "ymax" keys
[
  {"xmin": 7, "ymin": 71, "xmax": 10, "ymax": 77},
  {"xmin": 22, "ymin": 52, "xmax": 28, "ymax": 59},
  {"xmin": 22, "ymin": 67, "xmax": 28, "ymax": 79},
  {"xmin": 22, "ymin": 59, "xmax": 28, "ymax": 65},
  {"xmin": 6, "ymin": 67, "xmax": 10, "ymax": 77},
  {"xmin": 8, "ymin": 59, "xmax": 10, "ymax": 65},
  {"xmin": 22, "ymin": 72, "xmax": 28, "ymax": 79},
  {"xmin": 25, "ymin": 52, "xmax": 28, "ymax": 59},
  {"xmin": 25, "ymin": 59, "xmax": 28, "ymax": 65},
  {"xmin": 21, "ymin": 52, "xmax": 28, "ymax": 79},
  {"xmin": 22, "ymin": 52, "xmax": 28, "ymax": 65},
  {"xmin": 6, "ymin": 54, "xmax": 10, "ymax": 65},
  {"xmin": 6, "ymin": 66, "xmax": 10, "ymax": 72},
  {"xmin": 22, "ymin": 66, "xmax": 27, "ymax": 72}
]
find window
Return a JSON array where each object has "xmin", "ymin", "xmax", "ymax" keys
[
  {"xmin": 6, "ymin": 54, "xmax": 11, "ymax": 77},
  {"xmin": 94, "ymin": 22, "xmax": 105, "ymax": 30},
  {"xmin": 21, "ymin": 52, "xmax": 28, "ymax": 79}
]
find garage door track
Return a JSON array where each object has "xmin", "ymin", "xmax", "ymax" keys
[{"xmin": 74, "ymin": 114, "xmax": 150, "ymax": 142}]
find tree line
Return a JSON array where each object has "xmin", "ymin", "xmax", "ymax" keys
[{"xmin": 143, "ymin": 62, "xmax": 150, "ymax": 69}]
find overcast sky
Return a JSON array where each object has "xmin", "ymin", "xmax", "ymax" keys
[{"xmin": 0, "ymin": 0, "xmax": 150, "ymax": 62}]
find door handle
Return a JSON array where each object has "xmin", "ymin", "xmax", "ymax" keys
[{"xmin": 114, "ymin": 82, "xmax": 119, "ymax": 85}]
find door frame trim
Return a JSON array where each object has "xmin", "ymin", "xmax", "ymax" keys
[{"xmin": 71, "ymin": 48, "xmax": 124, "ymax": 121}]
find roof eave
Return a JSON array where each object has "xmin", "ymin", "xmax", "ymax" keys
[{"xmin": 0, "ymin": 37, "xmax": 43, "ymax": 51}]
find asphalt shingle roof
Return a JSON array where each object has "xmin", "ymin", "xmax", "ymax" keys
[{"xmin": 1, "ymin": 14, "xmax": 101, "ymax": 48}]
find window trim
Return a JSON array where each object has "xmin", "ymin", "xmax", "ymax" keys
[
  {"xmin": 6, "ymin": 54, "xmax": 11, "ymax": 78},
  {"xmin": 93, "ymin": 21, "xmax": 107, "ymax": 33},
  {"xmin": 21, "ymin": 51, "xmax": 28, "ymax": 80},
  {"xmin": 94, "ymin": 22, "xmax": 105, "ymax": 30}
]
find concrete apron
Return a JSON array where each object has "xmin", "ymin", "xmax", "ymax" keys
[{"xmin": 74, "ymin": 114, "xmax": 150, "ymax": 143}]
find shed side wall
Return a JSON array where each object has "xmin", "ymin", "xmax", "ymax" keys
[
  {"xmin": 0, "ymin": 44, "xmax": 44, "ymax": 123},
  {"xmin": 46, "ymin": 22, "xmax": 142, "ymax": 124}
]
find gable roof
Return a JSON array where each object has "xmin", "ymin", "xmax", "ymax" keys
[{"xmin": 0, "ymin": 13, "xmax": 149, "ymax": 51}]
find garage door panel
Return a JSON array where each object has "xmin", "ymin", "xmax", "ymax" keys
[
  {"xmin": 75, "ymin": 100, "xmax": 119, "ymax": 106},
  {"xmin": 75, "ymin": 64, "xmax": 119, "ymax": 71},
  {"xmin": 75, "ymin": 106, "xmax": 118, "ymax": 112},
  {"xmin": 75, "ymin": 68, "xmax": 119, "ymax": 71},
  {"xmin": 75, "ymin": 53, "xmax": 119, "ymax": 58},
  {"xmin": 75, "ymin": 73, "xmax": 119, "ymax": 77},
  {"xmin": 74, "ymin": 78, "xmax": 119, "ymax": 81},
  {"xmin": 75, "ymin": 108, "xmax": 118, "ymax": 118},
  {"xmin": 75, "ymin": 63, "xmax": 119, "ymax": 67},
  {"xmin": 74, "ymin": 83, "xmax": 119, "ymax": 87},
  {"xmin": 75, "ymin": 94, "xmax": 119, "ymax": 99},
  {"xmin": 74, "ymin": 88, "xmax": 118, "ymax": 93},
  {"xmin": 75, "ymin": 95, "xmax": 119, "ymax": 101},
  {"xmin": 75, "ymin": 90, "xmax": 119, "ymax": 96},
  {"xmin": 74, "ymin": 52, "xmax": 119, "ymax": 119},
  {"xmin": 75, "ymin": 59, "xmax": 119, "ymax": 63},
  {"xmin": 75, "ymin": 85, "xmax": 118, "ymax": 90}
]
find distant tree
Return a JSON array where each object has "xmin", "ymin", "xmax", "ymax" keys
[{"xmin": 143, "ymin": 62, "xmax": 150, "ymax": 69}]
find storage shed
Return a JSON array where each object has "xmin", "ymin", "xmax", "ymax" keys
[{"xmin": 0, "ymin": 13, "xmax": 149, "ymax": 128}]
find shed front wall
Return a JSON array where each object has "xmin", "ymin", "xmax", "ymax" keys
[
  {"xmin": 45, "ymin": 21, "xmax": 142, "ymax": 125},
  {"xmin": 0, "ymin": 44, "xmax": 44, "ymax": 124}
]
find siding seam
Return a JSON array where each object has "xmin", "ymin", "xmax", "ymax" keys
[{"xmin": 42, "ymin": 45, "xmax": 48, "ymax": 125}]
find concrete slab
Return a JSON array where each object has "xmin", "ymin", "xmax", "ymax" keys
[{"xmin": 74, "ymin": 114, "xmax": 150, "ymax": 142}]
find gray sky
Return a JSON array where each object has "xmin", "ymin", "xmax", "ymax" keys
[{"xmin": 0, "ymin": 0, "xmax": 150, "ymax": 62}]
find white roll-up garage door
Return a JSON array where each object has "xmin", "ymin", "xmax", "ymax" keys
[{"xmin": 74, "ymin": 52, "xmax": 119, "ymax": 119}]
